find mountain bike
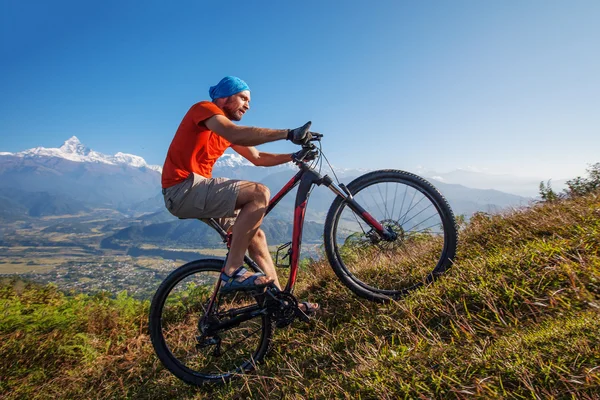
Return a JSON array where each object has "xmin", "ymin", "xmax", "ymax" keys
[{"xmin": 149, "ymin": 133, "xmax": 458, "ymax": 385}]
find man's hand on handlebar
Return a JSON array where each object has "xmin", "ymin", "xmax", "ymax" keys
[
  {"xmin": 287, "ymin": 121, "xmax": 321, "ymax": 145},
  {"xmin": 292, "ymin": 148, "xmax": 319, "ymax": 163}
]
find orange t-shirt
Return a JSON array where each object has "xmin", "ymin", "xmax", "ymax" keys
[{"xmin": 161, "ymin": 101, "xmax": 231, "ymax": 188}]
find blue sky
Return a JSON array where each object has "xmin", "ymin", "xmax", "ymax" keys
[{"xmin": 1, "ymin": 0, "xmax": 599, "ymax": 180}]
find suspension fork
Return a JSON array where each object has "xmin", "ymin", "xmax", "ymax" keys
[{"xmin": 323, "ymin": 177, "xmax": 397, "ymax": 241}]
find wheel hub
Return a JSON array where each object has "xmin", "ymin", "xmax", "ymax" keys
[{"xmin": 380, "ymin": 219, "xmax": 404, "ymax": 242}]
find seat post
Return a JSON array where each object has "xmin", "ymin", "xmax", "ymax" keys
[{"xmin": 205, "ymin": 218, "xmax": 229, "ymax": 242}]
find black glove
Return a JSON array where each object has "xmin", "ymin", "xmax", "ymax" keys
[
  {"xmin": 292, "ymin": 148, "xmax": 319, "ymax": 162},
  {"xmin": 287, "ymin": 121, "xmax": 313, "ymax": 145}
]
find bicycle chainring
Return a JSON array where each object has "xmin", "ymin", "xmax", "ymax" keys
[{"xmin": 268, "ymin": 292, "xmax": 299, "ymax": 328}]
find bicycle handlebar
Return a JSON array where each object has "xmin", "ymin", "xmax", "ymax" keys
[
  {"xmin": 291, "ymin": 131, "xmax": 322, "ymax": 163},
  {"xmin": 292, "ymin": 142, "xmax": 319, "ymax": 163}
]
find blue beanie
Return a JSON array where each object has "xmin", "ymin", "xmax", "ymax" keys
[{"xmin": 209, "ymin": 76, "xmax": 250, "ymax": 100}]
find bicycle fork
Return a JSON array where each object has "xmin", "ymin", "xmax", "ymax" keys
[{"xmin": 324, "ymin": 178, "xmax": 398, "ymax": 242}]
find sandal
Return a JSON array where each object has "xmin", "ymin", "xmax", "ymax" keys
[{"xmin": 220, "ymin": 266, "xmax": 272, "ymax": 294}]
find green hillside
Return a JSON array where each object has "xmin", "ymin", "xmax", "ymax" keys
[{"xmin": 1, "ymin": 187, "xmax": 599, "ymax": 399}]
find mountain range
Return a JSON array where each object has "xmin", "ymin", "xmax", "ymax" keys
[
  {"xmin": 0, "ymin": 137, "xmax": 532, "ymax": 220},
  {"xmin": 417, "ymin": 167, "xmax": 568, "ymax": 198},
  {"xmin": 0, "ymin": 136, "xmax": 162, "ymax": 172},
  {"xmin": 0, "ymin": 137, "xmax": 538, "ymax": 252}
]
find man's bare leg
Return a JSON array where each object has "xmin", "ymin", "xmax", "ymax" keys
[
  {"xmin": 247, "ymin": 229, "xmax": 318, "ymax": 313},
  {"xmin": 223, "ymin": 181, "xmax": 273, "ymax": 286},
  {"xmin": 247, "ymin": 228, "xmax": 281, "ymax": 289},
  {"xmin": 223, "ymin": 181, "xmax": 318, "ymax": 312}
]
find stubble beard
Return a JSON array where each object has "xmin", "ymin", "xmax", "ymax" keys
[
  {"xmin": 223, "ymin": 99, "xmax": 243, "ymax": 121},
  {"xmin": 229, "ymin": 111, "xmax": 242, "ymax": 121}
]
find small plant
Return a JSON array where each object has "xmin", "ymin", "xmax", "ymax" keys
[
  {"xmin": 565, "ymin": 162, "xmax": 600, "ymax": 197},
  {"xmin": 539, "ymin": 180, "xmax": 559, "ymax": 202},
  {"xmin": 539, "ymin": 162, "xmax": 599, "ymax": 201}
]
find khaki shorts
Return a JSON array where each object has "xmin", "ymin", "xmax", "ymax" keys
[{"xmin": 163, "ymin": 173, "xmax": 240, "ymax": 232}]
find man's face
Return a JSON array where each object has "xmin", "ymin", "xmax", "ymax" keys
[{"xmin": 221, "ymin": 90, "xmax": 251, "ymax": 121}]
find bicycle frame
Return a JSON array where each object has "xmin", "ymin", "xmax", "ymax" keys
[
  {"xmin": 152, "ymin": 144, "xmax": 458, "ymax": 382},
  {"xmin": 206, "ymin": 160, "xmax": 394, "ymax": 295},
  {"xmin": 199, "ymin": 158, "xmax": 398, "ymax": 333}
]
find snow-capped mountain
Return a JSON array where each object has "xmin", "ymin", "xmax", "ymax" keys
[
  {"xmin": 5, "ymin": 136, "xmax": 162, "ymax": 173},
  {"xmin": 214, "ymin": 152, "xmax": 253, "ymax": 168},
  {"xmin": 0, "ymin": 138, "xmax": 162, "ymax": 214}
]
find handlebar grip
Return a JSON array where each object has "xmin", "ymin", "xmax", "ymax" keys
[{"xmin": 292, "ymin": 145, "xmax": 318, "ymax": 163}]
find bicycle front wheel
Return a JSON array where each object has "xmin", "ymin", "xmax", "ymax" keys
[
  {"xmin": 324, "ymin": 170, "xmax": 457, "ymax": 302},
  {"xmin": 149, "ymin": 258, "xmax": 273, "ymax": 385}
]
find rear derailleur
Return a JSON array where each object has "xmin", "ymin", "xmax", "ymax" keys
[{"xmin": 196, "ymin": 314, "xmax": 222, "ymax": 356}]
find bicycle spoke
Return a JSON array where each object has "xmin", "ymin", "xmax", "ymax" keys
[
  {"xmin": 375, "ymin": 182, "xmax": 388, "ymax": 219},
  {"xmin": 401, "ymin": 203, "xmax": 433, "ymax": 227},
  {"xmin": 330, "ymin": 174, "xmax": 453, "ymax": 296},
  {"xmin": 399, "ymin": 194, "xmax": 426, "ymax": 226},
  {"xmin": 407, "ymin": 223, "xmax": 444, "ymax": 235},
  {"xmin": 400, "ymin": 188, "xmax": 418, "ymax": 225},
  {"xmin": 385, "ymin": 182, "xmax": 389, "ymax": 219},
  {"xmin": 219, "ymin": 325, "xmax": 264, "ymax": 355},
  {"xmin": 406, "ymin": 213, "xmax": 441, "ymax": 233},
  {"xmin": 390, "ymin": 182, "xmax": 400, "ymax": 222},
  {"xmin": 150, "ymin": 260, "xmax": 271, "ymax": 382},
  {"xmin": 367, "ymin": 186, "xmax": 386, "ymax": 218},
  {"xmin": 397, "ymin": 185, "xmax": 408, "ymax": 223}
]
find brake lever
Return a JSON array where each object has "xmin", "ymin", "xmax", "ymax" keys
[
  {"xmin": 310, "ymin": 132, "xmax": 323, "ymax": 141},
  {"xmin": 293, "ymin": 144, "xmax": 318, "ymax": 163}
]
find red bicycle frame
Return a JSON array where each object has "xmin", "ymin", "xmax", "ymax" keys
[{"xmin": 206, "ymin": 161, "xmax": 392, "ymax": 295}]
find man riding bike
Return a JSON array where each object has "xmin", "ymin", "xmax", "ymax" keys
[{"xmin": 161, "ymin": 76, "xmax": 319, "ymax": 315}]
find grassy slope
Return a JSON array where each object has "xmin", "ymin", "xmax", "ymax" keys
[{"xmin": 1, "ymin": 192, "xmax": 599, "ymax": 399}]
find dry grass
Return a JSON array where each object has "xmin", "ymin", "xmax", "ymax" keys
[{"xmin": 1, "ymin": 191, "xmax": 599, "ymax": 399}]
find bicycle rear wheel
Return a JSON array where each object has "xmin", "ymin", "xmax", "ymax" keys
[
  {"xmin": 149, "ymin": 258, "xmax": 272, "ymax": 385},
  {"xmin": 324, "ymin": 170, "xmax": 457, "ymax": 302}
]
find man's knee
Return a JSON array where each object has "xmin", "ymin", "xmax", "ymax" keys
[
  {"xmin": 254, "ymin": 183, "xmax": 270, "ymax": 204},
  {"xmin": 238, "ymin": 182, "xmax": 270, "ymax": 207},
  {"xmin": 254, "ymin": 228, "xmax": 266, "ymax": 241}
]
